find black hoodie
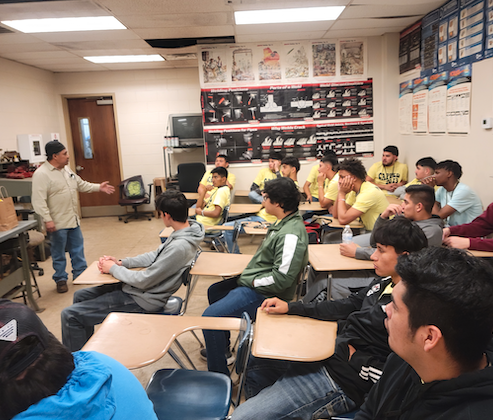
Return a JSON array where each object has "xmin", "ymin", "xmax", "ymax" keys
[{"xmin": 356, "ymin": 351, "xmax": 493, "ymax": 419}]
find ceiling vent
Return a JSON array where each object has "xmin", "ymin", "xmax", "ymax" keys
[{"xmin": 146, "ymin": 36, "xmax": 235, "ymax": 49}]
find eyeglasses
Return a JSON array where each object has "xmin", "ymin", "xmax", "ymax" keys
[{"xmin": 262, "ymin": 195, "xmax": 268, "ymax": 201}]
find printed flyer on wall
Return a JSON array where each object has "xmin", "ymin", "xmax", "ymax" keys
[
  {"xmin": 399, "ymin": 80, "xmax": 414, "ymax": 134},
  {"xmin": 446, "ymin": 64, "xmax": 471, "ymax": 134},
  {"xmin": 428, "ymin": 72, "xmax": 449, "ymax": 134},
  {"xmin": 412, "ymin": 77, "xmax": 429, "ymax": 134}
]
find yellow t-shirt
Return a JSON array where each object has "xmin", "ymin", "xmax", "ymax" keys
[
  {"xmin": 200, "ymin": 170, "xmax": 236, "ymax": 189},
  {"xmin": 306, "ymin": 164, "xmax": 328, "ymax": 199},
  {"xmin": 346, "ymin": 181, "xmax": 388, "ymax": 230},
  {"xmin": 367, "ymin": 161, "xmax": 408, "ymax": 195},
  {"xmin": 253, "ymin": 167, "xmax": 277, "ymax": 190},
  {"xmin": 324, "ymin": 172, "xmax": 339, "ymax": 203},
  {"xmin": 404, "ymin": 178, "xmax": 439, "ymax": 192},
  {"xmin": 196, "ymin": 186, "xmax": 231, "ymax": 226}
]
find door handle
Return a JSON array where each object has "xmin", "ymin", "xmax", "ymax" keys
[{"xmin": 76, "ymin": 165, "xmax": 84, "ymax": 171}]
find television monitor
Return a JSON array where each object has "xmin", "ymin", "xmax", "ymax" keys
[{"xmin": 169, "ymin": 113, "xmax": 203, "ymax": 143}]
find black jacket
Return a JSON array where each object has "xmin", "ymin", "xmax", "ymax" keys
[
  {"xmin": 356, "ymin": 352, "xmax": 493, "ymax": 419},
  {"xmin": 288, "ymin": 276, "xmax": 393, "ymax": 406}
]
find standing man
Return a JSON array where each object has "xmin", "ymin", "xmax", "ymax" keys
[
  {"xmin": 32, "ymin": 140, "xmax": 115, "ymax": 293},
  {"xmin": 248, "ymin": 151, "xmax": 283, "ymax": 204},
  {"xmin": 356, "ymin": 247, "xmax": 493, "ymax": 419},
  {"xmin": 196, "ymin": 154, "xmax": 235, "ymax": 209},
  {"xmin": 366, "ymin": 145, "xmax": 408, "ymax": 194},
  {"xmin": 429, "ymin": 159, "xmax": 482, "ymax": 226}
]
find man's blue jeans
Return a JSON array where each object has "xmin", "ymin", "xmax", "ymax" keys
[
  {"xmin": 231, "ymin": 357, "xmax": 356, "ymax": 420},
  {"xmin": 223, "ymin": 215, "xmax": 265, "ymax": 253},
  {"xmin": 202, "ymin": 276, "xmax": 265, "ymax": 375},
  {"xmin": 248, "ymin": 190, "xmax": 263, "ymax": 204},
  {"xmin": 61, "ymin": 283, "xmax": 144, "ymax": 351},
  {"xmin": 50, "ymin": 226, "xmax": 87, "ymax": 282}
]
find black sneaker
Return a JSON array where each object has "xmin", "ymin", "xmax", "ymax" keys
[
  {"xmin": 56, "ymin": 280, "xmax": 68, "ymax": 293},
  {"xmin": 200, "ymin": 348, "xmax": 235, "ymax": 366}
]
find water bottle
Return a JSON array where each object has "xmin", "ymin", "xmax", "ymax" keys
[{"xmin": 342, "ymin": 225, "xmax": 353, "ymax": 244}]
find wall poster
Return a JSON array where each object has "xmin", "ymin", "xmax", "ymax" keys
[{"xmin": 446, "ymin": 64, "xmax": 472, "ymax": 134}]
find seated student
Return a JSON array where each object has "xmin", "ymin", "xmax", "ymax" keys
[
  {"xmin": 304, "ymin": 184, "xmax": 443, "ymax": 301},
  {"xmin": 196, "ymin": 154, "xmax": 235, "ymax": 208},
  {"xmin": 391, "ymin": 156, "xmax": 437, "ymax": 199},
  {"xmin": 248, "ymin": 151, "xmax": 283, "ymax": 204},
  {"xmin": 202, "ymin": 177, "xmax": 308, "ymax": 375},
  {"xmin": 303, "ymin": 150, "xmax": 336, "ymax": 203},
  {"xmin": 61, "ymin": 190, "xmax": 204, "ymax": 351},
  {"xmin": 315, "ymin": 153, "xmax": 340, "ymax": 212},
  {"xmin": 230, "ymin": 217, "xmax": 427, "ymax": 420},
  {"xmin": 195, "ymin": 166, "xmax": 231, "ymax": 226},
  {"xmin": 356, "ymin": 247, "xmax": 493, "ymax": 419},
  {"xmin": 442, "ymin": 202, "xmax": 493, "ymax": 251},
  {"xmin": 0, "ymin": 299, "xmax": 158, "ymax": 420},
  {"xmin": 427, "ymin": 159, "xmax": 482, "ymax": 227},
  {"xmin": 366, "ymin": 145, "xmax": 408, "ymax": 195},
  {"xmin": 341, "ymin": 184, "xmax": 444, "ymax": 261},
  {"xmin": 222, "ymin": 157, "xmax": 300, "ymax": 254},
  {"xmin": 331, "ymin": 157, "xmax": 388, "ymax": 237}
]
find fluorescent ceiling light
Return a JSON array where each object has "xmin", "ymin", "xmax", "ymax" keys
[
  {"xmin": 1, "ymin": 16, "xmax": 126, "ymax": 33},
  {"xmin": 235, "ymin": 6, "xmax": 345, "ymax": 25},
  {"xmin": 84, "ymin": 55, "xmax": 165, "ymax": 64}
]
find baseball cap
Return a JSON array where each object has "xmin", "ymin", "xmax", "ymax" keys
[
  {"xmin": 0, "ymin": 299, "xmax": 50, "ymax": 379},
  {"xmin": 45, "ymin": 140, "xmax": 66, "ymax": 157}
]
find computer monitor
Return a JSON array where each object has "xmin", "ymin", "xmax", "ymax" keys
[{"xmin": 169, "ymin": 113, "xmax": 203, "ymax": 143}]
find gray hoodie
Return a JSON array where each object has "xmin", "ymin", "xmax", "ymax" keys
[
  {"xmin": 355, "ymin": 215, "xmax": 444, "ymax": 260},
  {"xmin": 109, "ymin": 221, "xmax": 204, "ymax": 311}
]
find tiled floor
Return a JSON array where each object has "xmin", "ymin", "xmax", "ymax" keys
[{"xmin": 26, "ymin": 215, "xmax": 263, "ymax": 386}]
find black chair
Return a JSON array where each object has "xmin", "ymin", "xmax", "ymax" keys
[
  {"xmin": 177, "ymin": 163, "xmax": 205, "ymax": 193},
  {"xmin": 118, "ymin": 175, "xmax": 153, "ymax": 223}
]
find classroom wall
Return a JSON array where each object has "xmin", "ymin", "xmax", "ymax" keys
[{"xmin": 397, "ymin": 57, "xmax": 493, "ymax": 207}]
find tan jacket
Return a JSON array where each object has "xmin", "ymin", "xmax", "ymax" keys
[{"xmin": 32, "ymin": 161, "xmax": 100, "ymax": 229}]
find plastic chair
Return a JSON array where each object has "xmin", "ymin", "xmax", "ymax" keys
[
  {"xmin": 204, "ymin": 205, "xmax": 230, "ymax": 252},
  {"xmin": 146, "ymin": 312, "xmax": 252, "ymax": 420},
  {"xmin": 118, "ymin": 175, "xmax": 153, "ymax": 223}
]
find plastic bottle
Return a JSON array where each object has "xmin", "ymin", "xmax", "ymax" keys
[{"xmin": 342, "ymin": 225, "xmax": 353, "ymax": 244}]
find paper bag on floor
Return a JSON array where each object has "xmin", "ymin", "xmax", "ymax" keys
[{"xmin": 0, "ymin": 186, "xmax": 18, "ymax": 231}]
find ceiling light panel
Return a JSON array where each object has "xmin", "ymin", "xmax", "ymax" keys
[
  {"xmin": 1, "ymin": 16, "xmax": 126, "ymax": 33},
  {"xmin": 84, "ymin": 54, "xmax": 164, "ymax": 63},
  {"xmin": 234, "ymin": 6, "xmax": 345, "ymax": 25}
]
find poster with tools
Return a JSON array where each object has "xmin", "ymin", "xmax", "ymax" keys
[{"xmin": 203, "ymin": 121, "xmax": 374, "ymax": 163}]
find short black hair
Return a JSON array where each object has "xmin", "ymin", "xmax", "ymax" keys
[
  {"xmin": 405, "ymin": 184, "xmax": 435, "ymax": 214},
  {"xmin": 373, "ymin": 216, "xmax": 427, "ymax": 254},
  {"xmin": 211, "ymin": 166, "xmax": 228, "ymax": 179},
  {"xmin": 415, "ymin": 156, "xmax": 436, "ymax": 170},
  {"xmin": 323, "ymin": 149, "xmax": 337, "ymax": 157},
  {"xmin": 383, "ymin": 145, "xmax": 399, "ymax": 156},
  {"xmin": 337, "ymin": 157, "xmax": 367, "ymax": 181},
  {"xmin": 155, "ymin": 190, "xmax": 188, "ymax": 223},
  {"xmin": 397, "ymin": 247, "xmax": 493, "ymax": 370},
  {"xmin": 320, "ymin": 154, "xmax": 338, "ymax": 170},
  {"xmin": 281, "ymin": 156, "xmax": 300, "ymax": 173},
  {"xmin": 436, "ymin": 160, "xmax": 462, "ymax": 179},
  {"xmin": 263, "ymin": 177, "xmax": 300, "ymax": 213},
  {"xmin": 269, "ymin": 151, "xmax": 283, "ymax": 161},
  {"xmin": 216, "ymin": 154, "xmax": 230, "ymax": 163}
]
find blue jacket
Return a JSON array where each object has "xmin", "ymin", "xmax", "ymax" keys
[{"xmin": 13, "ymin": 351, "xmax": 157, "ymax": 420}]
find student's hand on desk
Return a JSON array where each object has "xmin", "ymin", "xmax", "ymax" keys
[
  {"xmin": 261, "ymin": 298, "xmax": 289, "ymax": 314},
  {"xmin": 305, "ymin": 194, "xmax": 313, "ymax": 204},
  {"xmin": 339, "ymin": 242, "xmax": 358, "ymax": 258},
  {"xmin": 100, "ymin": 181, "xmax": 115, "ymax": 194},
  {"xmin": 443, "ymin": 236, "xmax": 470, "ymax": 249},
  {"xmin": 98, "ymin": 256, "xmax": 120, "ymax": 273},
  {"xmin": 45, "ymin": 221, "xmax": 56, "ymax": 233},
  {"xmin": 386, "ymin": 183, "xmax": 398, "ymax": 192}
]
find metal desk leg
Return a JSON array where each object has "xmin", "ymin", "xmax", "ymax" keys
[
  {"xmin": 18, "ymin": 232, "xmax": 43, "ymax": 312},
  {"xmin": 327, "ymin": 273, "xmax": 332, "ymax": 301}
]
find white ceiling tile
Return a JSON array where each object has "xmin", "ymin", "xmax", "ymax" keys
[
  {"xmin": 0, "ymin": 33, "xmax": 42, "ymax": 44},
  {"xmin": 1, "ymin": 50, "xmax": 76, "ymax": 60},
  {"xmin": 0, "ymin": 42, "xmax": 62, "ymax": 54},
  {"xmin": 231, "ymin": 0, "xmax": 351, "ymax": 11},
  {"xmin": 236, "ymin": 31, "xmax": 327, "ymax": 43},
  {"xmin": 235, "ymin": 21, "xmax": 333, "ymax": 35},
  {"xmin": 340, "ymin": 3, "xmax": 439, "ymax": 19},
  {"xmin": 133, "ymin": 26, "xmax": 235, "ymax": 39},
  {"xmin": 353, "ymin": 0, "xmax": 442, "ymax": 5},
  {"xmin": 118, "ymin": 12, "xmax": 233, "ymax": 29},
  {"xmin": 30, "ymin": 30, "xmax": 141, "ymax": 43},
  {"xmin": 331, "ymin": 16, "xmax": 420, "ymax": 30},
  {"xmin": 0, "ymin": 1, "xmax": 108, "ymax": 20},
  {"xmin": 324, "ymin": 27, "xmax": 404, "ymax": 38},
  {"xmin": 97, "ymin": 0, "xmax": 228, "ymax": 15},
  {"xmin": 53, "ymin": 39, "xmax": 151, "ymax": 52}
]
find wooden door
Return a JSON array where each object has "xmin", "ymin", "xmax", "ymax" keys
[{"xmin": 67, "ymin": 98, "xmax": 121, "ymax": 208}]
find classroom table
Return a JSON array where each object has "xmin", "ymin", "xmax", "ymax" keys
[
  {"xmin": 160, "ymin": 224, "xmax": 234, "ymax": 239},
  {"xmin": 308, "ymin": 244, "xmax": 374, "ymax": 299},
  {"xmin": 252, "ymin": 308, "xmax": 337, "ymax": 362},
  {"xmin": 0, "ymin": 219, "xmax": 41, "ymax": 312},
  {"xmin": 298, "ymin": 201, "xmax": 325, "ymax": 211},
  {"xmin": 73, "ymin": 261, "xmax": 120, "ymax": 285},
  {"xmin": 469, "ymin": 250, "xmax": 493, "ymax": 258},
  {"xmin": 386, "ymin": 195, "xmax": 402, "ymax": 205},
  {"xmin": 82, "ymin": 312, "xmax": 242, "ymax": 369},
  {"xmin": 184, "ymin": 192, "xmax": 200, "ymax": 200},
  {"xmin": 234, "ymin": 190, "xmax": 250, "ymax": 197},
  {"xmin": 229, "ymin": 203, "xmax": 262, "ymax": 214},
  {"xmin": 190, "ymin": 252, "xmax": 253, "ymax": 278}
]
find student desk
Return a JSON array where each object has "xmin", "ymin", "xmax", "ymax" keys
[
  {"xmin": 82, "ymin": 312, "xmax": 242, "ymax": 369},
  {"xmin": 386, "ymin": 195, "xmax": 402, "ymax": 206},
  {"xmin": 0, "ymin": 219, "xmax": 41, "ymax": 312},
  {"xmin": 160, "ymin": 224, "xmax": 234, "ymax": 239},
  {"xmin": 469, "ymin": 250, "xmax": 493, "ymax": 258},
  {"xmin": 73, "ymin": 261, "xmax": 120, "ymax": 285},
  {"xmin": 184, "ymin": 192, "xmax": 200, "ymax": 200},
  {"xmin": 229, "ymin": 203, "xmax": 262, "ymax": 214},
  {"xmin": 252, "ymin": 308, "xmax": 337, "ymax": 362},
  {"xmin": 298, "ymin": 202, "xmax": 325, "ymax": 211},
  {"xmin": 308, "ymin": 244, "xmax": 374, "ymax": 299},
  {"xmin": 190, "ymin": 252, "xmax": 253, "ymax": 278}
]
